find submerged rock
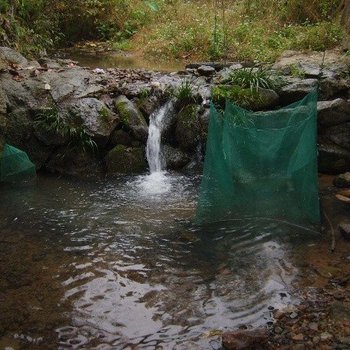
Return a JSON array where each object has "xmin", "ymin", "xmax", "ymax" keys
[{"xmin": 222, "ymin": 328, "xmax": 269, "ymax": 350}]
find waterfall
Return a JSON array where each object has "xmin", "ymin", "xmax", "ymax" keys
[
  {"xmin": 133, "ymin": 101, "xmax": 174, "ymax": 195},
  {"xmin": 146, "ymin": 101, "xmax": 173, "ymax": 173}
]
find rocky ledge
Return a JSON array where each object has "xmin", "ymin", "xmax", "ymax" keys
[{"xmin": 1, "ymin": 47, "xmax": 350, "ymax": 177}]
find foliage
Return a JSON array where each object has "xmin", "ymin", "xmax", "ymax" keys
[
  {"xmin": 0, "ymin": 0, "xmax": 345, "ymax": 61},
  {"xmin": 212, "ymin": 85, "xmax": 262, "ymax": 110},
  {"xmin": 35, "ymin": 108, "xmax": 98, "ymax": 153},
  {"xmin": 173, "ymin": 80, "xmax": 195, "ymax": 102},
  {"xmin": 223, "ymin": 68, "xmax": 281, "ymax": 92}
]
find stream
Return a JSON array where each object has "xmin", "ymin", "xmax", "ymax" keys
[
  {"xmin": 0, "ymin": 172, "xmax": 320, "ymax": 349},
  {"xmin": 0, "ymin": 69, "xmax": 321, "ymax": 350}
]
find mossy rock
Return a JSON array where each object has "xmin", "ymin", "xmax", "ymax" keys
[
  {"xmin": 105, "ymin": 145, "xmax": 146, "ymax": 174},
  {"xmin": 175, "ymin": 104, "xmax": 200, "ymax": 152},
  {"xmin": 114, "ymin": 96, "xmax": 148, "ymax": 143}
]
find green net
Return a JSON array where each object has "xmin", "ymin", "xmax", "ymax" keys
[
  {"xmin": 196, "ymin": 90, "xmax": 320, "ymax": 226},
  {"xmin": 0, "ymin": 144, "xmax": 36, "ymax": 182}
]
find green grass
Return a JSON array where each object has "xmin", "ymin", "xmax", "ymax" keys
[{"xmin": 0, "ymin": 0, "xmax": 344, "ymax": 62}]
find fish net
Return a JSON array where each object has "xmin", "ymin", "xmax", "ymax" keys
[
  {"xmin": 196, "ymin": 90, "xmax": 320, "ymax": 226},
  {"xmin": 0, "ymin": 144, "xmax": 36, "ymax": 182}
]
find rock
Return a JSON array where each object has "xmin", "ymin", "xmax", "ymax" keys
[
  {"xmin": 274, "ymin": 327, "xmax": 283, "ymax": 334},
  {"xmin": 256, "ymin": 88, "xmax": 280, "ymax": 110},
  {"xmin": 317, "ymin": 99, "xmax": 350, "ymax": 127},
  {"xmin": 0, "ymin": 86, "xmax": 8, "ymax": 115},
  {"xmin": 197, "ymin": 65, "xmax": 216, "ymax": 77},
  {"xmin": 290, "ymin": 312, "xmax": 298, "ymax": 319},
  {"xmin": 105, "ymin": 145, "xmax": 146, "ymax": 174},
  {"xmin": 135, "ymin": 95, "xmax": 160, "ymax": 119},
  {"xmin": 64, "ymin": 98, "xmax": 118, "ymax": 146},
  {"xmin": 0, "ymin": 47, "xmax": 28, "ymax": 67},
  {"xmin": 45, "ymin": 147, "xmax": 103, "ymax": 178},
  {"xmin": 163, "ymin": 144, "xmax": 191, "ymax": 169},
  {"xmin": 331, "ymin": 300, "xmax": 350, "ymax": 319},
  {"xmin": 300, "ymin": 63, "xmax": 321, "ymax": 78},
  {"xmin": 308, "ymin": 322, "xmax": 319, "ymax": 331},
  {"xmin": 279, "ymin": 78, "xmax": 318, "ymax": 105},
  {"xmin": 318, "ymin": 140, "xmax": 350, "ymax": 174},
  {"xmin": 323, "ymin": 122, "xmax": 350, "ymax": 151},
  {"xmin": 175, "ymin": 104, "xmax": 200, "ymax": 152},
  {"xmin": 222, "ymin": 328, "xmax": 268, "ymax": 350},
  {"xmin": 319, "ymin": 77, "xmax": 350, "ymax": 100},
  {"xmin": 292, "ymin": 334, "xmax": 304, "ymax": 341},
  {"xmin": 334, "ymin": 172, "xmax": 350, "ymax": 188},
  {"xmin": 109, "ymin": 129, "xmax": 132, "ymax": 147},
  {"xmin": 4, "ymin": 109, "xmax": 33, "ymax": 147},
  {"xmin": 114, "ymin": 96, "xmax": 148, "ymax": 143},
  {"xmin": 320, "ymin": 332, "xmax": 333, "ymax": 341},
  {"xmin": 339, "ymin": 223, "xmax": 350, "ymax": 241}
]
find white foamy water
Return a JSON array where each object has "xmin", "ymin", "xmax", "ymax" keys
[
  {"xmin": 146, "ymin": 101, "xmax": 173, "ymax": 173},
  {"xmin": 136, "ymin": 171, "xmax": 171, "ymax": 195}
]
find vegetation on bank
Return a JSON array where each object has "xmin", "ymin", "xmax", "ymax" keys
[{"xmin": 0, "ymin": 0, "xmax": 345, "ymax": 62}]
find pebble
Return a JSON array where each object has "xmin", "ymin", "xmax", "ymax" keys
[
  {"xmin": 290, "ymin": 311, "xmax": 298, "ymax": 319},
  {"xmin": 274, "ymin": 326, "xmax": 283, "ymax": 334},
  {"xmin": 292, "ymin": 333, "xmax": 304, "ymax": 341},
  {"xmin": 320, "ymin": 332, "xmax": 333, "ymax": 341},
  {"xmin": 308, "ymin": 322, "xmax": 319, "ymax": 331}
]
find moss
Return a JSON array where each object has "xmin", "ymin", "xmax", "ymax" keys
[
  {"xmin": 115, "ymin": 101, "xmax": 132, "ymax": 125},
  {"xmin": 212, "ymin": 85, "xmax": 263, "ymax": 111},
  {"xmin": 99, "ymin": 107, "xmax": 110, "ymax": 121},
  {"xmin": 106, "ymin": 145, "xmax": 146, "ymax": 174}
]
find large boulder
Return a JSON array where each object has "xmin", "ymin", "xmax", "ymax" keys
[
  {"xmin": 114, "ymin": 96, "xmax": 148, "ymax": 143},
  {"xmin": 108, "ymin": 129, "xmax": 132, "ymax": 147},
  {"xmin": 0, "ymin": 47, "xmax": 28, "ymax": 67},
  {"xmin": 105, "ymin": 145, "xmax": 146, "ymax": 174},
  {"xmin": 175, "ymin": 104, "xmax": 200, "ymax": 152},
  {"xmin": 64, "ymin": 98, "xmax": 119, "ymax": 146},
  {"xmin": 279, "ymin": 78, "xmax": 318, "ymax": 105},
  {"xmin": 323, "ymin": 122, "xmax": 350, "ymax": 151},
  {"xmin": 163, "ymin": 144, "xmax": 191, "ymax": 170},
  {"xmin": 318, "ymin": 140, "xmax": 350, "ymax": 174},
  {"xmin": 317, "ymin": 99, "xmax": 350, "ymax": 127},
  {"xmin": 45, "ymin": 147, "xmax": 104, "ymax": 178}
]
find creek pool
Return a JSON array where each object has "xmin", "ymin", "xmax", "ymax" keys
[{"xmin": 0, "ymin": 172, "xmax": 318, "ymax": 349}]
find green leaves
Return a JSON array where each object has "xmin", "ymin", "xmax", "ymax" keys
[
  {"xmin": 224, "ymin": 68, "xmax": 281, "ymax": 92},
  {"xmin": 144, "ymin": 1, "xmax": 159, "ymax": 12}
]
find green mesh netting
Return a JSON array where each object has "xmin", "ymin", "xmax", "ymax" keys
[
  {"xmin": 196, "ymin": 90, "xmax": 320, "ymax": 226},
  {"xmin": 0, "ymin": 144, "xmax": 36, "ymax": 182}
]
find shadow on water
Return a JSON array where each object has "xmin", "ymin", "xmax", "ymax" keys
[{"xmin": 0, "ymin": 173, "xmax": 320, "ymax": 349}]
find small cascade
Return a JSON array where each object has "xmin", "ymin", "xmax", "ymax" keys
[
  {"xmin": 146, "ymin": 101, "xmax": 173, "ymax": 173},
  {"xmin": 135, "ymin": 101, "xmax": 174, "ymax": 195}
]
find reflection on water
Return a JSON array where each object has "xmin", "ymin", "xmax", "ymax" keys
[
  {"xmin": 61, "ymin": 50, "xmax": 184, "ymax": 72},
  {"xmin": 0, "ymin": 173, "xmax": 318, "ymax": 349}
]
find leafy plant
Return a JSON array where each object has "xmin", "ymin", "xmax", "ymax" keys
[
  {"xmin": 173, "ymin": 80, "xmax": 196, "ymax": 105},
  {"xmin": 35, "ymin": 108, "xmax": 98, "ymax": 153},
  {"xmin": 224, "ymin": 68, "xmax": 280, "ymax": 92}
]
